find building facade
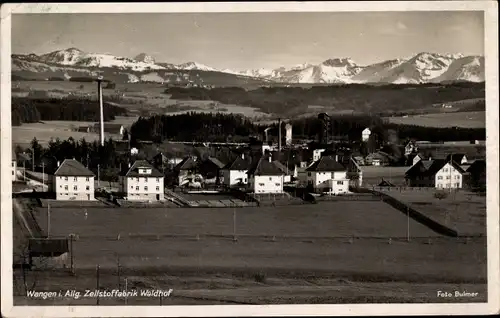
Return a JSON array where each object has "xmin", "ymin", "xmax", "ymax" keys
[
  {"xmin": 11, "ymin": 160, "xmax": 17, "ymax": 181},
  {"xmin": 120, "ymin": 160, "xmax": 164, "ymax": 201},
  {"xmin": 247, "ymin": 157, "xmax": 284, "ymax": 193},
  {"xmin": 305, "ymin": 156, "xmax": 349, "ymax": 194},
  {"xmin": 435, "ymin": 162, "xmax": 468, "ymax": 189},
  {"xmin": 52, "ymin": 159, "xmax": 95, "ymax": 201},
  {"xmin": 362, "ymin": 128, "xmax": 371, "ymax": 142},
  {"xmin": 221, "ymin": 155, "xmax": 251, "ymax": 188}
]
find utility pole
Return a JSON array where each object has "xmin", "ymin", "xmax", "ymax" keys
[
  {"xmin": 125, "ymin": 278, "xmax": 128, "ymax": 305},
  {"xmin": 97, "ymin": 164, "xmax": 100, "ymax": 188},
  {"xmin": 406, "ymin": 204, "xmax": 410, "ymax": 242},
  {"xmin": 233, "ymin": 208, "xmax": 237, "ymax": 241},
  {"xmin": 32, "ymin": 147, "xmax": 35, "ymax": 172},
  {"xmin": 47, "ymin": 203, "xmax": 51, "ymax": 238},
  {"xmin": 96, "ymin": 264, "xmax": 100, "ymax": 305},
  {"xmin": 69, "ymin": 234, "xmax": 74, "ymax": 275}
]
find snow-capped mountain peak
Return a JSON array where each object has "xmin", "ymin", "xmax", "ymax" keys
[
  {"xmin": 134, "ymin": 53, "xmax": 155, "ymax": 64},
  {"xmin": 11, "ymin": 48, "xmax": 484, "ymax": 84}
]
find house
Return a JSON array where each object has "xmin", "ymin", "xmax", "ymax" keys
[
  {"xmin": 305, "ymin": 155, "xmax": 349, "ymax": 194},
  {"xmin": 465, "ymin": 159, "xmax": 486, "ymax": 189},
  {"xmin": 173, "ymin": 156, "xmax": 198, "ymax": 186},
  {"xmin": 346, "ymin": 157, "xmax": 363, "ymax": 187},
  {"xmin": 91, "ymin": 123, "xmax": 125, "ymax": 136},
  {"xmin": 312, "ymin": 149, "xmax": 326, "ymax": 162},
  {"xmin": 365, "ymin": 152, "xmax": 389, "ymax": 166},
  {"xmin": 77, "ymin": 126, "xmax": 90, "ymax": 133},
  {"xmin": 405, "ymin": 160, "xmax": 436, "ymax": 187},
  {"xmin": 198, "ymin": 156, "xmax": 226, "ymax": 184},
  {"xmin": 405, "ymin": 159, "xmax": 469, "ymax": 189},
  {"xmin": 272, "ymin": 160, "xmax": 293, "ymax": 183},
  {"xmin": 52, "ymin": 159, "xmax": 95, "ymax": 201},
  {"xmin": 296, "ymin": 161, "xmax": 313, "ymax": 186},
  {"xmin": 361, "ymin": 128, "xmax": 371, "ymax": 142},
  {"xmin": 406, "ymin": 153, "xmax": 425, "ymax": 166},
  {"xmin": 152, "ymin": 152, "xmax": 184, "ymax": 171},
  {"xmin": 445, "ymin": 153, "xmax": 468, "ymax": 165},
  {"xmin": 221, "ymin": 154, "xmax": 251, "ymax": 188},
  {"xmin": 11, "ymin": 160, "xmax": 17, "ymax": 181},
  {"xmin": 247, "ymin": 157, "xmax": 285, "ymax": 194},
  {"xmin": 404, "ymin": 141, "xmax": 419, "ymax": 156},
  {"xmin": 353, "ymin": 156, "xmax": 365, "ymax": 166},
  {"xmin": 120, "ymin": 160, "xmax": 164, "ymax": 201}
]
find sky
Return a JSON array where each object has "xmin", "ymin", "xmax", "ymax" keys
[{"xmin": 12, "ymin": 11, "xmax": 484, "ymax": 70}]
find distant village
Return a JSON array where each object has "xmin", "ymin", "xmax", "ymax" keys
[{"xmin": 11, "ymin": 111, "xmax": 486, "ymax": 205}]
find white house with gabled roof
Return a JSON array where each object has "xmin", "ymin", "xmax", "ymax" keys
[
  {"xmin": 52, "ymin": 159, "xmax": 95, "ymax": 201},
  {"xmin": 221, "ymin": 154, "xmax": 251, "ymax": 188},
  {"xmin": 247, "ymin": 157, "xmax": 285, "ymax": 194},
  {"xmin": 120, "ymin": 160, "xmax": 164, "ymax": 201},
  {"xmin": 305, "ymin": 155, "xmax": 349, "ymax": 194}
]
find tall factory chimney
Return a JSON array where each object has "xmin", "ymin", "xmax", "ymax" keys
[
  {"xmin": 285, "ymin": 123, "xmax": 293, "ymax": 146},
  {"xmin": 97, "ymin": 76, "xmax": 105, "ymax": 146},
  {"xmin": 278, "ymin": 118, "xmax": 282, "ymax": 152}
]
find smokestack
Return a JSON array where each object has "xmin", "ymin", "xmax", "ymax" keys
[
  {"xmin": 268, "ymin": 155, "xmax": 272, "ymax": 162},
  {"xmin": 97, "ymin": 76, "xmax": 105, "ymax": 146},
  {"xmin": 241, "ymin": 153, "xmax": 245, "ymax": 160},
  {"xmin": 278, "ymin": 118, "xmax": 282, "ymax": 152},
  {"xmin": 285, "ymin": 123, "xmax": 293, "ymax": 146}
]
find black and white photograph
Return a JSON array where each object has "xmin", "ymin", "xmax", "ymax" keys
[{"xmin": 1, "ymin": 2, "xmax": 498, "ymax": 317}]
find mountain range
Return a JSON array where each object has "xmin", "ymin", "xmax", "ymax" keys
[{"xmin": 12, "ymin": 48, "xmax": 485, "ymax": 84}]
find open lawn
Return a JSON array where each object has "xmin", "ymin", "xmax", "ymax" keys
[
  {"xmin": 385, "ymin": 111, "xmax": 485, "ymax": 128},
  {"xmin": 11, "ymin": 116, "xmax": 138, "ymax": 147},
  {"xmin": 34, "ymin": 202, "xmax": 439, "ymax": 240},
  {"xmin": 361, "ymin": 166, "xmax": 409, "ymax": 186},
  {"xmin": 378, "ymin": 189, "xmax": 486, "ymax": 236},
  {"xmin": 16, "ymin": 201, "xmax": 487, "ymax": 304}
]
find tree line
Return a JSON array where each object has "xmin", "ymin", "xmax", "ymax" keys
[
  {"xmin": 11, "ymin": 97, "xmax": 128, "ymax": 126},
  {"xmin": 164, "ymin": 82, "xmax": 485, "ymax": 115}
]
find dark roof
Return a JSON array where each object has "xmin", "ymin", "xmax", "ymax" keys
[
  {"xmin": 405, "ymin": 159, "xmax": 467, "ymax": 178},
  {"xmin": 174, "ymin": 157, "xmax": 197, "ymax": 171},
  {"xmin": 16, "ymin": 152, "xmax": 31, "ymax": 162},
  {"xmin": 54, "ymin": 159, "xmax": 95, "ymax": 177},
  {"xmin": 223, "ymin": 156, "xmax": 251, "ymax": 171},
  {"xmin": 247, "ymin": 158, "xmax": 285, "ymax": 176},
  {"xmin": 272, "ymin": 160, "xmax": 291, "ymax": 175},
  {"xmin": 445, "ymin": 153, "xmax": 467, "ymax": 162},
  {"xmin": 305, "ymin": 156, "xmax": 346, "ymax": 172},
  {"xmin": 123, "ymin": 160, "xmax": 163, "ymax": 177},
  {"xmin": 207, "ymin": 156, "xmax": 226, "ymax": 169},
  {"xmin": 466, "ymin": 159, "xmax": 486, "ymax": 174},
  {"xmin": 93, "ymin": 123, "xmax": 124, "ymax": 134}
]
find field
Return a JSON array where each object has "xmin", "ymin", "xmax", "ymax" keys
[
  {"xmin": 11, "ymin": 116, "xmax": 137, "ymax": 147},
  {"xmin": 14, "ymin": 200, "xmax": 487, "ymax": 304},
  {"xmin": 386, "ymin": 111, "xmax": 485, "ymax": 128},
  {"xmin": 378, "ymin": 189, "xmax": 486, "ymax": 236},
  {"xmin": 360, "ymin": 166, "xmax": 409, "ymax": 186}
]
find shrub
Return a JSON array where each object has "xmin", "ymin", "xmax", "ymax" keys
[
  {"xmin": 253, "ymin": 272, "xmax": 266, "ymax": 283},
  {"xmin": 434, "ymin": 190, "xmax": 449, "ymax": 200}
]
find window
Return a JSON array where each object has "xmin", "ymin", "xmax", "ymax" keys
[
  {"xmin": 86, "ymin": 177, "xmax": 90, "ymax": 181},
  {"xmin": 60, "ymin": 185, "xmax": 62, "ymax": 188},
  {"xmin": 73, "ymin": 185, "xmax": 78, "ymax": 191},
  {"xmin": 275, "ymin": 183, "xmax": 280, "ymax": 186},
  {"xmin": 437, "ymin": 176, "xmax": 443, "ymax": 180},
  {"xmin": 259, "ymin": 183, "xmax": 265, "ymax": 186},
  {"xmin": 135, "ymin": 186, "xmax": 139, "ymax": 191},
  {"xmin": 144, "ymin": 186, "xmax": 148, "ymax": 191},
  {"xmin": 130, "ymin": 186, "xmax": 133, "ymax": 189},
  {"xmin": 145, "ymin": 177, "xmax": 148, "ymax": 182},
  {"xmin": 455, "ymin": 183, "xmax": 460, "ymax": 187},
  {"xmin": 64, "ymin": 185, "xmax": 68, "ymax": 190},
  {"xmin": 86, "ymin": 186, "xmax": 90, "ymax": 190},
  {"xmin": 64, "ymin": 177, "xmax": 68, "ymax": 181},
  {"xmin": 11, "ymin": 162, "xmax": 14, "ymax": 167},
  {"xmin": 156, "ymin": 186, "xmax": 160, "ymax": 191},
  {"xmin": 337, "ymin": 181, "xmax": 343, "ymax": 185},
  {"xmin": 446, "ymin": 176, "xmax": 450, "ymax": 180},
  {"xmin": 74, "ymin": 177, "xmax": 77, "ymax": 181},
  {"xmin": 269, "ymin": 177, "xmax": 272, "ymax": 181},
  {"xmin": 455, "ymin": 175, "xmax": 460, "ymax": 179},
  {"xmin": 244, "ymin": 178, "xmax": 247, "ymax": 183},
  {"xmin": 307, "ymin": 172, "xmax": 311, "ymax": 176},
  {"xmin": 443, "ymin": 168, "xmax": 448, "ymax": 172},
  {"xmin": 60, "ymin": 176, "xmax": 63, "ymax": 179},
  {"xmin": 12, "ymin": 171, "xmax": 14, "ymax": 175},
  {"xmin": 156, "ymin": 178, "xmax": 160, "ymax": 182}
]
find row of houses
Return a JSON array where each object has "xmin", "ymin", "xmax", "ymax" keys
[
  {"xmin": 404, "ymin": 155, "xmax": 486, "ymax": 189},
  {"xmin": 30, "ymin": 146, "xmax": 362, "ymax": 201}
]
